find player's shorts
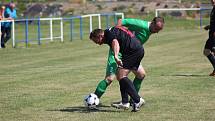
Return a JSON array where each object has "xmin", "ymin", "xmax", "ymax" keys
[
  {"xmin": 122, "ymin": 47, "xmax": 144, "ymax": 71},
  {"xmin": 105, "ymin": 48, "xmax": 122, "ymax": 76},
  {"xmin": 205, "ymin": 37, "xmax": 215, "ymax": 50}
]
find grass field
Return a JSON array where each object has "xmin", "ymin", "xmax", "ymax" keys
[{"xmin": 0, "ymin": 19, "xmax": 215, "ymax": 121}]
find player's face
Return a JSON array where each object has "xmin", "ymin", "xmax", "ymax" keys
[
  {"xmin": 91, "ymin": 34, "xmax": 104, "ymax": 45},
  {"xmin": 150, "ymin": 22, "xmax": 163, "ymax": 33}
]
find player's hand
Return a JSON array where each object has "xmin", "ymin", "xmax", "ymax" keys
[
  {"xmin": 115, "ymin": 57, "xmax": 123, "ymax": 67},
  {"xmin": 204, "ymin": 25, "xmax": 210, "ymax": 31}
]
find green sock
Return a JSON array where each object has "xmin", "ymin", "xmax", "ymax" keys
[
  {"xmin": 133, "ymin": 77, "xmax": 144, "ymax": 93},
  {"xmin": 94, "ymin": 79, "xmax": 109, "ymax": 98}
]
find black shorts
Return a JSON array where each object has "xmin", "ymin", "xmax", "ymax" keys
[
  {"xmin": 121, "ymin": 48, "xmax": 144, "ymax": 71},
  {"xmin": 204, "ymin": 37, "xmax": 215, "ymax": 50}
]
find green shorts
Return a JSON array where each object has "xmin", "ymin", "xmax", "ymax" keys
[{"xmin": 106, "ymin": 48, "xmax": 122, "ymax": 76}]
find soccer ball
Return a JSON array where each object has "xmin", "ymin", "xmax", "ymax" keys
[{"xmin": 84, "ymin": 93, "xmax": 99, "ymax": 109}]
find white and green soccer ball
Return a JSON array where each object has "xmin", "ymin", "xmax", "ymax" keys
[{"xmin": 84, "ymin": 93, "xmax": 99, "ymax": 109}]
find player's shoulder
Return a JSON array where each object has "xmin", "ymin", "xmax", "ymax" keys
[
  {"xmin": 104, "ymin": 27, "xmax": 115, "ymax": 36},
  {"xmin": 125, "ymin": 19, "xmax": 149, "ymax": 26},
  {"xmin": 123, "ymin": 18, "xmax": 148, "ymax": 22},
  {"xmin": 104, "ymin": 27, "xmax": 113, "ymax": 33}
]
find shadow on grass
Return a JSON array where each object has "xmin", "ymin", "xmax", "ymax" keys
[
  {"xmin": 47, "ymin": 104, "xmax": 121, "ymax": 113},
  {"xmin": 161, "ymin": 74, "xmax": 207, "ymax": 77}
]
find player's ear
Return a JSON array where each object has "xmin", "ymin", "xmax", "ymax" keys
[{"xmin": 98, "ymin": 34, "xmax": 103, "ymax": 40}]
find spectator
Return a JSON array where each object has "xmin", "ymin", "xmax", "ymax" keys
[
  {"xmin": 0, "ymin": 5, "xmax": 5, "ymax": 48},
  {"xmin": 1, "ymin": 2, "xmax": 17, "ymax": 48}
]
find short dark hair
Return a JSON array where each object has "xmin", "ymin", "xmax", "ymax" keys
[
  {"xmin": 152, "ymin": 17, "xmax": 165, "ymax": 24},
  {"xmin": 89, "ymin": 29, "xmax": 103, "ymax": 40}
]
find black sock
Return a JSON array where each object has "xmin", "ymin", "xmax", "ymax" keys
[
  {"xmin": 119, "ymin": 81, "xmax": 128, "ymax": 103},
  {"xmin": 207, "ymin": 53, "xmax": 215, "ymax": 70},
  {"xmin": 119, "ymin": 77, "xmax": 140, "ymax": 103}
]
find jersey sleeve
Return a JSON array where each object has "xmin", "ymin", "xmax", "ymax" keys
[{"xmin": 122, "ymin": 19, "xmax": 148, "ymax": 31}]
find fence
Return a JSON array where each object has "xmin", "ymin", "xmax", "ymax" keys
[
  {"xmin": 14, "ymin": 17, "xmax": 64, "ymax": 47},
  {"xmin": 155, "ymin": 8, "xmax": 212, "ymax": 28},
  {"xmin": 0, "ymin": 13, "xmax": 124, "ymax": 48},
  {"xmin": 63, "ymin": 13, "xmax": 124, "ymax": 41}
]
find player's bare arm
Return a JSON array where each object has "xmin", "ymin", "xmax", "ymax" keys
[{"xmin": 112, "ymin": 39, "xmax": 123, "ymax": 67}]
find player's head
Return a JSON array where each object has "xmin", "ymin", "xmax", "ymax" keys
[
  {"xmin": 89, "ymin": 29, "xmax": 105, "ymax": 45},
  {"xmin": 150, "ymin": 16, "xmax": 164, "ymax": 33}
]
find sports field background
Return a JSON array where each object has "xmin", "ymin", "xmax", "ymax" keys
[{"xmin": 0, "ymin": 16, "xmax": 215, "ymax": 121}]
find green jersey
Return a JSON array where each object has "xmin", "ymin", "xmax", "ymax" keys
[{"xmin": 122, "ymin": 19, "xmax": 151, "ymax": 45}]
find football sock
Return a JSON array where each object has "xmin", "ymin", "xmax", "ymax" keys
[
  {"xmin": 94, "ymin": 79, "xmax": 109, "ymax": 98},
  {"xmin": 207, "ymin": 53, "xmax": 215, "ymax": 70},
  {"xmin": 119, "ymin": 77, "xmax": 140, "ymax": 103},
  {"xmin": 133, "ymin": 77, "xmax": 144, "ymax": 93},
  {"xmin": 119, "ymin": 80, "xmax": 129, "ymax": 103}
]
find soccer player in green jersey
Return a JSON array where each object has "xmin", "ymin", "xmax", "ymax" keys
[{"xmin": 94, "ymin": 17, "xmax": 164, "ymax": 107}]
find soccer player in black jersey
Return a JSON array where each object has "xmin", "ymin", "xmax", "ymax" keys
[
  {"xmin": 204, "ymin": 0, "xmax": 215, "ymax": 76},
  {"xmin": 89, "ymin": 27, "xmax": 145, "ymax": 112}
]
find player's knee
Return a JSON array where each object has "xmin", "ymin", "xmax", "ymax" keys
[
  {"xmin": 105, "ymin": 76, "xmax": 115, "ymax": 85},
  {"xmin": 116, "ymin": 76, "xmax": 120, "ymax": 82},
  {"xmin": 137, "ymin": 74, "xmax": 145, "ymax": 80},
  {"xmin": 203, "ymin": 49, "xmax": 211, "ymax": 56},
  {"xmin": 116, "ymin": 75, "xmax": 127, "ymax": 81},
  {"xmin": 136, "ymin": 72, "xmax": 146, "ymax": 80}
]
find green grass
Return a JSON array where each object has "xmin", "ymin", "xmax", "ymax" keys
[{"xmin": 0, "ymin": 20, "xmax": 215, "ymax": 121}]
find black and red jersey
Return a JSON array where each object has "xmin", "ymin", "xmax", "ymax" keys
[{"xmin": 104, "ymin": 27, "xmax": 142, "ymax": 55}]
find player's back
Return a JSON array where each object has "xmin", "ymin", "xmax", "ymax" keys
[{"xmin": 109, "ymin": 27, "xmax": 142, "ymax": 54}]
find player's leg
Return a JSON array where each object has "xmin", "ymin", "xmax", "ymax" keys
[
  {"xmin": 113, "ymin": 49, "xmax": 145, "ymax": 111},
  {"xmin": 94, "ymin": 49, "xmax": 120, "ymax": 98},
  {"xmin": 111, "ymin": 68, "xmax": 136, "ymax": 109},
  {"xmin": 127, "ymin": 65, "xmax": 146, "ymax": 105},
  {"xmin": 112, "ymin": 65, "xmax": 145, "ymax": 105},
  {"xmin": 132, "ymin": 65, "xmax": 146, "ymax": 93},
  {"xmin": 116, "ymin": 68, "xmax": 144, "ymax": 112},
  {"xmin": 203, "ymin": 38, "xmax": 215, "ymax": 76},
  {"xmin": 117, "ymin": 68, "xmax": 140, "ymax": 103},
  {"xmin": 94, "ymin": 75, "xmax": 115, "ymax": 98},
  {"xmin": 204, "ymin": 49, "xmax": 215, "ymax": 76}
]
